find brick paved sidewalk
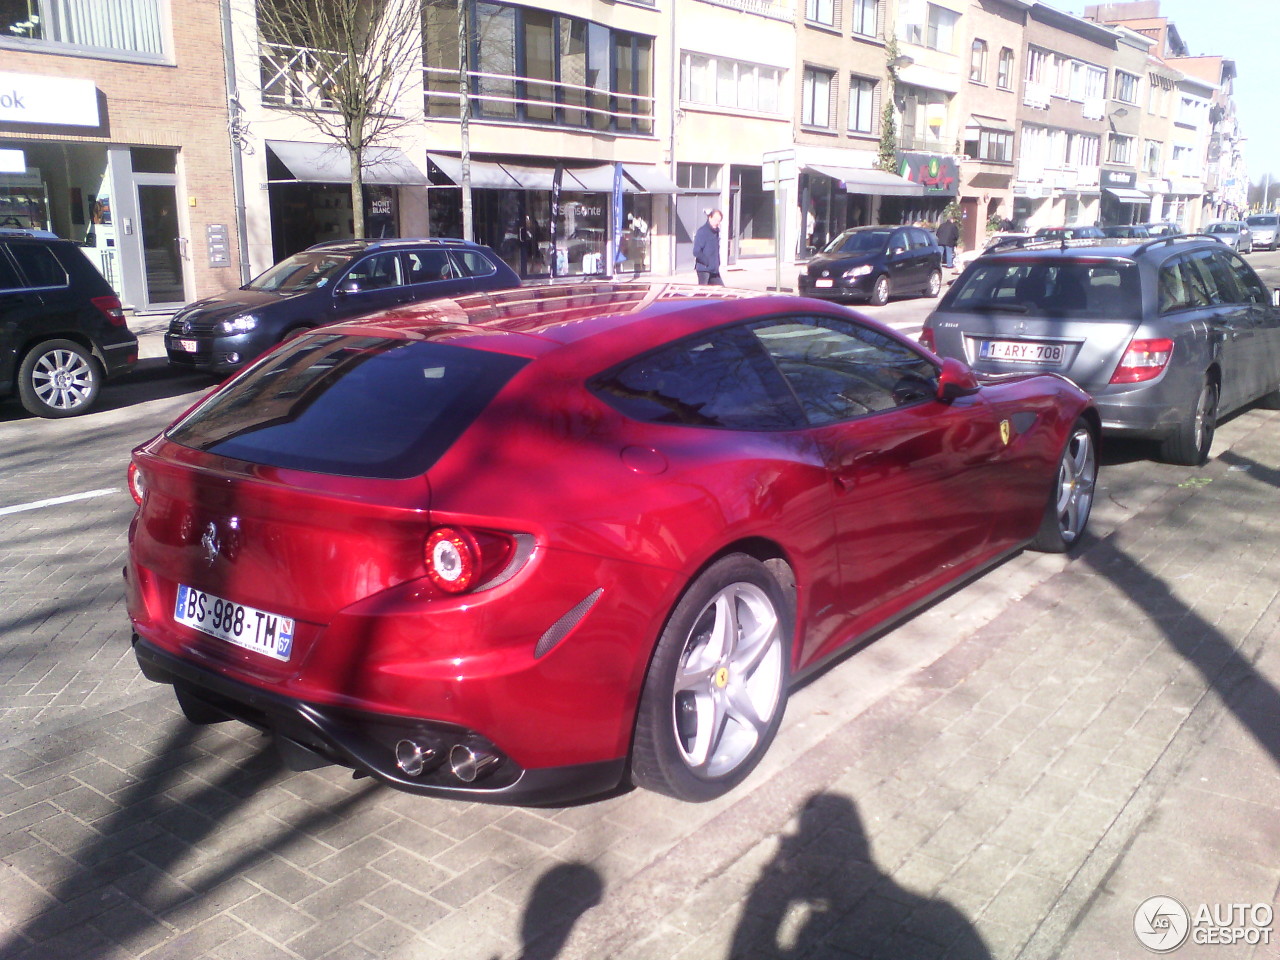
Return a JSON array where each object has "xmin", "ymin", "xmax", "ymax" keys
[{"xmin": 2, "ymin": 406, "xmax": 1278, "ymax": 960}]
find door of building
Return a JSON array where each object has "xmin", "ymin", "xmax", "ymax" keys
[{"xmin": 135, "ymin": 183, "xmax": 186, "ymax": 308}]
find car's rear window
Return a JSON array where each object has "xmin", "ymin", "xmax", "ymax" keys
[
  {"xmin": 1246, "ymin": 215, "xmax": 1278, "ymax": 227},
  {"xmin": 167, "ymin": 334, "xmax": 528, "ymax": 479},
  {"xmin": 943, "ymin": 259, "xmax": 1142, "ymax": 319}
]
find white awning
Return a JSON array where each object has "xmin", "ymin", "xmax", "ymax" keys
[
  {"xmin": 966, "ymin": 114, "xmax": 1015, "ymax": 133},
  {"xmin": 805, "ymin": 164, "xmax": 924, "ymax": 197},
  {"xmin": 1104, "ymin": 187, "xmax": 1152, "ymax": 203},
  {"xmin": 622, "ymin": 164, "xmax": 678, "ymax": 193},
  {"xmin": 426, "ymin": 153, "xmax": 521, "ymax": 189},
  {"xmin": 565, "ymin": 164, "xmax": 618, "ymax": 192},
  {"xmin": 267, "ymin": 141, "xmax": 427, "ymax": 185}
]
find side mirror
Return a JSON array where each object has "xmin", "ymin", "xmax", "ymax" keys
[
  {"xmin": 937, "ymin": 356, "xmax": 980, "ymax": 402},
  {"xmin": 336, "ymin": 278, "xmax": 362, "ymax": 296}
]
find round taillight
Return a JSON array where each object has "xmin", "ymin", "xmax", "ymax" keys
[
  {"xmin": 425, "ymin": 527, "xmax": 480, "ymax": 594},
  {"xmin": 127, "ymin": 462, "xmax": 146, "ymax": 505}
]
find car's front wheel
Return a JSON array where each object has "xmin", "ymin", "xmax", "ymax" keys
[
  {"xmin": 1030, "ymin": 419, "xmax": 1097, "ymax": 552},
  {"xmin": 868, "ymin": 274, "xmax": 891, "ymax": 306},
  {"xmin": 17, "ymin": 339, "xmax": 102, "ymax": 418},
  {"xmin": 631, "ymin": 554, "xmax": 790, "ymax": 801},
  {"xmin": 1160, "ymin": 377, "xmax": 1218, "ymax": 466},
  {"xmin": 924, "ymin": 269, "xmax": 942, "ymax": 298}
]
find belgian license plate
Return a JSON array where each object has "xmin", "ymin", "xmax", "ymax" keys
[
  {"xmin": 175, "ymin": 339, "xmax": 198, "ymax": 352},
  {"xmin": 814, "ymin": 278, "xmax": 834, "ymax": 288},
  {"xmin": 980, "ymin": 340, "xmax": 1066, "ymax": 365},
  {"xmin": 174, "ymin": 584, "xmax": 295, "ymax": 661}
]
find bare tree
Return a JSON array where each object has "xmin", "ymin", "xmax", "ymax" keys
[{"xmin": 256, "ymin": 0, "xmax": 423, "ymax": 237}]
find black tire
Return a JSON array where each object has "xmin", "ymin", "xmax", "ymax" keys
[
  {"xmin": 17, "ymin": 339, "xmax": 102, "ymax": 418},
  {"xmin": 1030, "ymin": 418, "xmax": 1097, "ymax": 553},
  {"xmin": 924, "ymin": 269, "xmax": 942, "ymax": 298},
  {"xmin": 1159, "ymin": 377, "xmax": 1218, "ymax": 466},
  {"xmin": 868, "ymin": 274, "xmax": 891, "ymax": 307},
  {"xmin": 631, "ymin": 554, "xmax": 791, "ymax": 802}
]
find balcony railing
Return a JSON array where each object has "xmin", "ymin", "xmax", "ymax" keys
[
  {"xmin": 260, "ymin": 41, "xmax": 347, "ymax": 110},
  {"xmin": 1023, "ymin": 81, "xmax": 1050, "ymax": 110},
  {"xmin": 424, "ymin": 67, "xmax": 655, "ymax": 135},
  {"xmin": 694, "ymin": 0, "xmax": 795, "ymax": 21}
]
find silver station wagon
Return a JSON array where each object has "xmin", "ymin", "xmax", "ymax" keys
[{"xmin": 921, "ymin": 236, "xmax": 1280, "ymax": 465}]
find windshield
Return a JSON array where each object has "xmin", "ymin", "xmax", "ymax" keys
[
  {"xmin": 244, "ymin": 252, "xmax": 352, "ymax": 293},
  {"xmin": 1206, "ymin": 223, "xmax": 1237, "ymax": 234},
  {"xmin": 823, "ymin": 230, "xmax": 890, "ymax": 255},
  {"xmin": 1246, "ymin": 215, "xmax": 1278, "ymax": 227},
  {"xmin": 943, "ymin": 260, "xmax": 1142, "ymax": 319}
]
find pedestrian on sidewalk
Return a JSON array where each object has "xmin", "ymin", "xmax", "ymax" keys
[
  {"xmin": 936, "ymin": 216, "xmax": 960, "ymax": 269},
  {"xmin": 693, "ymin": 209, "xmax": 724, "ymax": 285}
]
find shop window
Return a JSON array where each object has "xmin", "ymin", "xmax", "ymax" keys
[{"xmin": 1, "ymin": 0, "xmax": 165, "ymax": 58}]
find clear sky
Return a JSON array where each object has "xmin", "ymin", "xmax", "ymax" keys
[{"xmin": 1061, "ymin": 0, "xmax": 1278, "ymax": 184}]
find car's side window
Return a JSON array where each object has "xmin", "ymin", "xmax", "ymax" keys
[
  {"xmin": 888, "ymin": 231, "xmax": 908, "ymax": 254},
  {"xmin": 0, "ymin": 249, "xmax": 23, "ymax": 292},
  {"xmin": 7, "ymin": 243, "xmax": 68, "ymax": 289},
  {"xmin": 403, "ymin": 250, "xmax": 453, "ymax": 284},
  {"xmin": 451, "ymin": 250, "xmax": 497, "ymax": 278},
  {"xmin": 750, "ymin": 315, "xmax": 938, "ymax": 425},
  {"xmin": 345, "ymin": 252, "xmax": 403, "ymax": 290},
  {"xmin": 1203, "ymin": 251, "xmax": 1249, "ymax": 305},
  {"xmin": 1157, "ymin": 260, "xmax": 1191, "ymax": 314},
  {"xmin": 1178, "ymin": 253, "xmax": 1220, "ymax": 308},
  {"xmin": 1221, "ymin": 251, "xmax": 1269, "ymax": 305},
  {"xmin": 590, "ymin": 326, "xmax": 803, "ymax": 431},
  {"xmin": 908, "ymin": 229, "xmax": 931, "ymax": 250}
]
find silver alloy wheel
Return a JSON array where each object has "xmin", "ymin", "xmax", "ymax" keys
[
  {"xmin": 927, "ymin": 270, "xmax": 941, "ymax": 296},
  {"xmin": 1054, "ymin": 426, "xmax": 1096, "ymax": 543},
  {"xmin": 671, "ymin": 582, "xmax": 784, "ymax": 778},
  {"xmin": 1193, "ymin": 381, "xmax": 1215, "ymax": 453},
  {"xmin": 31, "ymin": 348, "xmax": 96, "ymax": 411}
]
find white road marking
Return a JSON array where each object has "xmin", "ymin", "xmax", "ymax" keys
[{"xmin": 0, "ymin": 488, "xmax": 121, "ymax": 517}]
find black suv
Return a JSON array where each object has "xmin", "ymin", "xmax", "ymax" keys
[
  {"xmin": 0, "ymin": 230, "xmax": 137, "ymax": 418},
  {"xmin": 166, "ymin": 238, "xmax": 521, "ymax": 373},
  {"xmin": 797, "ymin": 226, "xmax": 943, "ymax": 306}
]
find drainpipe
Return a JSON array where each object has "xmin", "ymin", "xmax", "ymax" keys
[
  {"xmin": 220, "ymin": 0, "xmax": 252, "ymax": 284},
  {"xmin": 668, "ymin": 0, "xmax": 678, "ymax": 274}
]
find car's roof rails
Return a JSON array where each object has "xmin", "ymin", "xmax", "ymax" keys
[
  {"xmin": 986, "ymin": 236, "xmax": 1133, "ymax": 254},
  {"xmin": 1133, "ymin": 233, "xmax": 1211, "ymax": 256}
]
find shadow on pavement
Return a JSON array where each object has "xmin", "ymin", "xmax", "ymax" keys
[
  {"xmin": 729, "ymin": 793, "xmax": 992, "ymax": 959},
  {"xmin": 0, "ymin": 718, "xmax": 380, "ymax": 959},
  {"xmin": 490, "ymin": 862, "xmax": 605, "ymax": 960}
]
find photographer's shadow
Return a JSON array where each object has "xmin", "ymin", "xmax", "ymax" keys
[{"xmin": 730, "ymin": 793, "xmax": 991, "ymax": 960}]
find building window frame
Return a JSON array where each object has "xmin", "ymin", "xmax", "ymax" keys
[
  {"xmin": 848, "ymin": 74, "xmax": 879, "ymax": 134},
  {"xmin": 996, "ymin": 47, "xmax": 1013, "ymax": 89},
  {"xmin": 801, "ymin": 65, "xmax": 836, "ymax": 129},
  {"xmin": 969, "ymin": 38, "xmax": 988, "ymax": 84}
]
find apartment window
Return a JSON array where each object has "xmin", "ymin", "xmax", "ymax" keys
[
  {"xmin": 996, "ymin": 47, "xmax": 1014, "ymax": 89},
  {"xmin": 677, "ymin": 163, "xmax": 721, "ymax": 190},
  {"xmin": 1171, "ymin": 144, "xmax": 1198, "ymax": 175},
  {"xmin": 1114, "ymin": 70, "xmax": 1140, "ymax": 104},
  {"xmin": 1026, "ymin": 47, "xmax": 1049, "ymax": 84},
  {"xmin": 848, "ymin": 75, "xmax": 878, "ymax": 134},
  {"xmin": 1083, "ymin": 65, "xmax": 1106, "ymax": 100},
  {"xmin": 1108, "ymin": 133, "xmax": 1134, "ymax": 165},
  {"xmin": 681, "ymin": 52, "xmax": 784, "ymax": 114},
  {"xmin": 851, "ymin": 0, "xmax": 879, "ymax": 36},
  {"xmin": 802, "ymin": 66, "xmax": 835, "ymax": 128},
  {"xmin": 964, "ymin": 128, "xmax": 1013, "ymax": 162},
  {"xmin": 805, "ymin": 0, "xmax": 837, "ymax": 27},
  {"xmin": 899, "ymin": 83, "xmax": 950, "ymax": 150},
  {"xmin": 1, "ymin": 0, "xmax": 165, "ymax": 57},
  {"xmin": 1144, "ymin": 139, "xmax": 1162, "ymax": 176},
  {"xmin": 970, "ymin": 39, "xmax": 988, "ymax": 84},
  {"xmin": 1077, "ymin": 134, "xmax": 1101, "ymax": 168},
  {"xmin": 926, "ymin": 4, "xmax": 957, "ymax": 53}
]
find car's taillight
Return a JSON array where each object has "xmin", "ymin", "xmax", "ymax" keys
[
  {"xmin": 127, "ymin": 462, "xmax": 146, "ymax": 505},
  {"xmin": 92, "ymin": 295, "xmax": 128, "ymax": 327},
  {"xmin": 919, "ymin": 327, "xmax": 937, "ymax": 352},
  {"xmin": 1110, "ymin": 337, "xmax": 1174, "ymax": 384},
  {"xmin": 423, "ymin": 526, "xmax": 521, "ymax": 595}
]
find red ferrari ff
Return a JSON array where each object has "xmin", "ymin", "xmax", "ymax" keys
[{"xmin": 125, "ymin": 283, "xmax": 1097, "ymax": 804}]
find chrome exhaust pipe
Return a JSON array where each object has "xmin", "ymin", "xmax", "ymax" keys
[
  {"xmin": 449, "ymin": 742, "xmax": 501, "ymax": 782},
  {"xmin": 394, "ymin": 738, "xmax": 441, "ymax": 777}
]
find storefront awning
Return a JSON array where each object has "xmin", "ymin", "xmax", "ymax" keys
[
  {"xmin": 967, "ymin": 171, "xmax": 1012, "ymax": 190},
  {"xmin": 426, "ymin": 153, "xmax": 522, "ymax": 189},
  {"xmin": 806, "ymin": 164, "xmax": 924, "ymax": 197},
  {"xmin": 267, "ymin": 141, "xmax": 428, "ymax": 185},
  {"xmin": 1104, "ymin": 187, "xmax": 1152, "ymax": 203},
  {"xmin": 622, "ymin": 164, "xmax": 678, "ymax": 194},
  {"xmin": 966, "ymin": 114, "xmax": 1015, "ymax": 133},
  {"xmin": 564, "ymin": 165, "xmax": 618, "ymax": 192}
]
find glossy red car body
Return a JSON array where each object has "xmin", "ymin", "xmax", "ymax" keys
[{"xmin": 126, "ymin": 283, "xmax": 1095, "ymax": 804}]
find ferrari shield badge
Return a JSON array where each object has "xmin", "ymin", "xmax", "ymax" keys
[{"xmin": 999, "ymin": 419, "xmax": 1012, "ymax": 445}]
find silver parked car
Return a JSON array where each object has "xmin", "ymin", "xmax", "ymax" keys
[
  {"xmin": 1204, "ymin": 220, "xmax": 1254, "ymax": 253},
  {"xmin": 921, "ymin": 236, "xmax": 1280, "ymax": 465},
  {"xmin": 1245, "ymin": 213, "xmax": 1280, "ymax": 250}
]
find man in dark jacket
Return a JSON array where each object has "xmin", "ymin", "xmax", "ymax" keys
[
  {"xmin": 935, "ymin": 217, "xmax": 960, "ymax": 268},
  {"xmin": 693, "ymin": 209, "xmax": 724, "ymax": 285}
]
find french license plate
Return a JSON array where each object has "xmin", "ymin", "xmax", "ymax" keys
[
  {"xmin": 174, "ymin": 339, "xmax": 198, "ymax": 352},
  {"xmin": 174, "ymin": 584, "xmax": 295, "ymax": 661},
  {"xmin": 980, "ymin": 340, "xmax": 1066, "ymax": 365},
  {"xmin": 814, "ymin": 278, "xmax": 834, "ymax": 288}
]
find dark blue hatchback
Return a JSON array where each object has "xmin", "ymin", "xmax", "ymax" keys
[
  {"xmin": 166, "ymin": 238, "xmax": 520, "ymax": 373},
  {"xmin": 797, "ymin": 226, "xmax": 944, "ymax": 307}
]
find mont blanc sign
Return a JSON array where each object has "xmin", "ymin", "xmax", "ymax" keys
[{"xmin": 0, "ymin": 72, "xmax": 99, "ymax": 127}]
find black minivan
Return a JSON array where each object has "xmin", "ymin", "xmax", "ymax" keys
[
  {"xmin": 797, "ymin": 226, "xmax": 943, "ymax": 306},
  {"xmin": 0, "ymin": 230, "xmax": 137, "ymax": 418},
  {"xmin": 166, "ymin": 238, "xmax": 520, "ymax": 374}
]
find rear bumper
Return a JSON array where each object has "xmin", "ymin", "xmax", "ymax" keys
[{"xmin": 133, "ymin": 634, "xmax": 627, "ymax": 805}]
